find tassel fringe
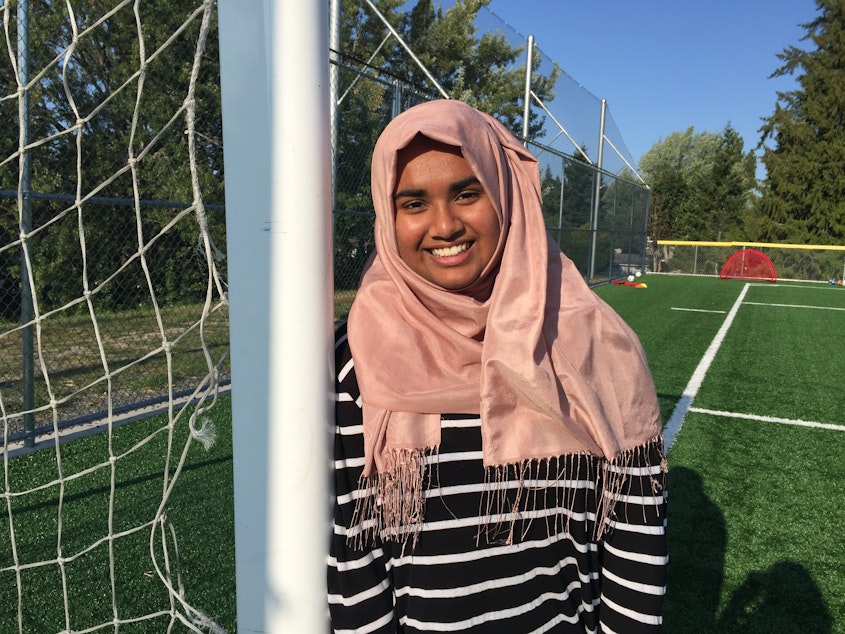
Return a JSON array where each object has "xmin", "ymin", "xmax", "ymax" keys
[
  {"xmin": 351, "ymin": 447, "xmax": 433, "ymax": 552},
  {"xmin": 350, "ymin": 435, "xmax": 666, "ymax": 551}
]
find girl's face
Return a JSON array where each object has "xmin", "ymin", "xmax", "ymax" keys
[{"xmin": 393, "ymin": 137, "xmax": 500, "ymax": 293}]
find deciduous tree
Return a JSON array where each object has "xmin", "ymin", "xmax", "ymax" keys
[
  {"xmin": 639, "ymin": 125, "xmax": 755, "ymax": 241},
  {"xmin": 0, "ymin": 0, "xmax": 223, "ymax": 311}
]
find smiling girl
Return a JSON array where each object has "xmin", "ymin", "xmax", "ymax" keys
[{"xmin": 328, "ymin": 100, "xmax": 667, "ymax": 633}]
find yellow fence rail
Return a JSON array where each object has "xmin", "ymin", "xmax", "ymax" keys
[{"xmin": 652, "ymin": 240, "xmax": 845, "ymax": 283}]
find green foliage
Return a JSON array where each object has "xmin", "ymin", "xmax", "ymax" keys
[
  {"xmin": 396, "ymin": 0, "xmax": 561, "ymax": 136},
  {"xmin": 539, "ymin": 154, "xmax": 595, "ymax": 233},
  {"xmin": 334, "ymin": 0, "xmax": 562, "ymax": 205},
  {"xmin": 757, "ymin": 0, "xmax": 845, "ymax": 244},
  {"xmin": 537, "ymin": 151, "xmax": 649, "ymax": 279},
  {"xmin": 334, "ymin": 211, "xmax": 375, "ymax": 290},
  {"xmin": 1, "ymin": 0, "xmax": 224, "ymax": 313},
  {"xmin": 639, "ymin": 126, "xmax": 756, "ymax": 240}
]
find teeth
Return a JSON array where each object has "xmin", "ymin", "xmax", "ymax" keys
[{"xmin": 431, "ymin": 243, "xmax": 470, "ymax": 257}]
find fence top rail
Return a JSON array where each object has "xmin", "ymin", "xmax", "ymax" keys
[
  {"xmin": 657, "ymin": 240, "xmax": 845, "ymax": 252},
  {"xmin": 525, "ymin": 138, "xmax": 649, "ymax": 189}
]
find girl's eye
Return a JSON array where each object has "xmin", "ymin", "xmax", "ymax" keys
[
  {"xmin": 398, "ymin": 199, "xmax": 425, "ymax": 212},
  {"xmin": 456, "ymin": 190, "xmax": 479, "ymax": 202}
]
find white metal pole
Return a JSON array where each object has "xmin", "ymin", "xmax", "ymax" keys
[
  {"xmin": 521, "ymin": 34, "xmax": 534, "ymax": 146},
  {"xmin": 218, "ymin": 1, "xmax": 333, "ymax": 632},
  {"xmin": 588, "ymin": 98, "xmax": 607, "ymax": 280}
]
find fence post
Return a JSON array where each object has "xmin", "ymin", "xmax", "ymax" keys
[
  {"xmin": 392, "ymin": 78, "xmax": 402, "ymax": 118},
  {"xmin": 18, "ymin": 0, "xmax": 35, "ymax": 447},
  {"xmin": 556, "ymin": 154, "xmax": 565, "ymax": 246},
  {"xmin": 588, "ymin": 99, "xmax": 607, "ymax": 280},
  {"xmin": 522, "ymin": 34, "xmax": 534, "ymax": 146},
  {"xmin": 330, "ymin": 0, "xmax": 341, "ymax": 210}
]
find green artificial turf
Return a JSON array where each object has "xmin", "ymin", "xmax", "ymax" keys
[
  {"xmin": 3, "ymin": 274, "xmax": 845, "ymax": 633},
  {"xmin": 599, "ymin": 275, "xmax": 845, "ymax": 633},
  {"xmin": 0, "ymin": 398, "xmax": 236, "ymax": 633}
]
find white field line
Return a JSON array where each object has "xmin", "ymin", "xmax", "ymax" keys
[
  {"xmin": 2, "ymin": 383, "xmax": 232, "ymax": 460},
  {"xmin": 743, "ymin": 301, "xmax": 845, "ymax": 311},
  {"xmin": 689, "ymin": 407, "xmax": 845, "ymax": 432},
  {"xmin": 670, "ymin": 307, "xmax": 727, "ymax": 314},
  {"xmin": 663, "ymin": 283, "xmax": 750, "ymax": 451},
  {"xmin": 749, "ymin": 282, "xmax": 832, "ymax": 290}
]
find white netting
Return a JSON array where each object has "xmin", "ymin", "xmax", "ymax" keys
[{"xmin": 0, "ymin": 0, "xmax": 229, "ymax": 631}]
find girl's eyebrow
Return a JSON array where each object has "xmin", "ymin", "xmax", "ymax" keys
[
  {"xmin": 449, "ymin": 176, "xmax": 481, "ymax": 193},
  {"xmin": 393, "ymin": 187, "xmax": 425, "ymax": 201},
  {"xmin": 393, "ymin": 176, "xmax": 481, "ymax": 201}
]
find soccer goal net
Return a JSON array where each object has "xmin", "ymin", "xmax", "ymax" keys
[
  {"xmin": 1, "ymin": 0, "xmax": 229, "ymax": 631},
  {"xmin": 719, "ymin": 248, "xmax": 777, "ymax": 283}
]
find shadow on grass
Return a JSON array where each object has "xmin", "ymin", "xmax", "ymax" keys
[
  {"xmin": 8, "ymin": 453, "xmax": 233, "ymax": 516},
  {"xmin": 665, "ymin": 467, "xmax": 832, "ymax": 633},
  {"xmin": 718, "ymin": 560, "xmax": 832, "ymax": 633}
]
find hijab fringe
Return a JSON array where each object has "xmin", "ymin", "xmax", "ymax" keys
[
  {"xmin": 350, "ymin": 446, "xmax": 434, "ymax": 553},
  {"xmin": 349, "ymin": 435, "xmax": 666, "ymax": 551}
]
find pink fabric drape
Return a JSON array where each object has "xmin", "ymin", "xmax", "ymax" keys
[{"xmin": 348, "ymin": 99, "xmax": 661, "ymax": 480}]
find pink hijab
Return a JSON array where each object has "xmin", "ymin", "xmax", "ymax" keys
[{"xmin": 347, "ymin": 100, "xmax": 661, "ymax": 533}]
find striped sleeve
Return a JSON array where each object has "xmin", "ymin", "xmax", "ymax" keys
[
  {"xmin": 599, "ymin": 443, "xmax": 668, "ymax": 633},
  {"xmin": 327, "ymin": 322, "xmax": 397, "ymax": 633}
]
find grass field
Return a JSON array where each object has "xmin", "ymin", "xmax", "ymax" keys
[
  {"xmin": 0, "ymin": 301, "xmax": 230, "ymax": 440},
  {"xmin": 601, "ymin": 275, "xmax": 845, "ymax": 633},
  {"xmin": 2, "ymin": 274, "xmax": 843, "ymax": 632},
  {"xmin": 1, "ymin": 400, "xmax": 236, "ymax": 633}
]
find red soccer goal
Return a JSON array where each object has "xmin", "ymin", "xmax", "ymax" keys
[{"xmin": 719, "ymin": 248, "xmax": 777, "ymax": 282}]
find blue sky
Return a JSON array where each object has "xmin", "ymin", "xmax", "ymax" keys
[{"xmin": 485, "ymin": 0, "xmax": 817, "ymax": 177}]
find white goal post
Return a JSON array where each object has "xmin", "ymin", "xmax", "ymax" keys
[
  {"xmin": 218, "ymin": 1, "xmax": 334, "ymax": 633},
  {"xmin": 1, "ymin": 0, "xmax": 332, "ymax": 630}
]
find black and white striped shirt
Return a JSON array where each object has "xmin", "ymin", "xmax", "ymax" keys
[{"xmin": 329, "ymin": 323, "xmax": 667, "ymax": 633}]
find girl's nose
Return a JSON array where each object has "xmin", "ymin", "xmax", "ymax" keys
[{"xmin": 431, "ymin": 202, "xmax": 464, "ymax": 240}]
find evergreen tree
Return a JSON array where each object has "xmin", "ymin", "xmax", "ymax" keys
[
  {"xmin": 561, "ymin": 152, "xmax": 595, "ymax": 230},
  {"xmin": 757, "ymin": 0, "xmax": 845, "ymax": 244},
  {"xmin": 540, "ymin": 165, "xmax": 563, "ymax": 230},
  {"xmin": 708, "ymin": 125, "xmax": 757, "ymax": 240}
]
